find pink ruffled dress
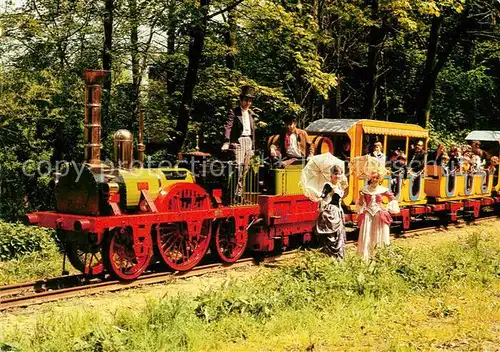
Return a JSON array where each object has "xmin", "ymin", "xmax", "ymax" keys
[{"xmin": 356, "ymin": 185, "xmax": 399, "ymax": 261}]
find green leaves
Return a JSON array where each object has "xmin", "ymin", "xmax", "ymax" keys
[{"xmin": 0, "ymin": 221, "xmax": 57, "ymax": 261}]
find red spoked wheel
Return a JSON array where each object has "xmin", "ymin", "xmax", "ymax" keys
[
  {"xmin": 211, "ymin": 218, "xmax": 247, "ymax": 263},
  {"xmin": 103, "ymin": 227, "xmax": 152, "ymax": 280},
  {"xmin": 155, "ymin": 221, "xmax": 211, "ymax": 271},
  {"xmin": 66, "ymin": 242, "xmax": 104, "ymax": 276}
]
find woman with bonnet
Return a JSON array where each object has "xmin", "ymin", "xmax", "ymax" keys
[{"xmin": 352, "ymin": 156, "xmax": 399, "ymax": 261}]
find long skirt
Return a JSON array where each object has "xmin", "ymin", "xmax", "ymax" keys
[
  {"xmin": 315, "ymin": 204, "xmax": 346, "ymax": 259},
  {"xmin": 357, "ymin": 211, "xmax": 391, "ymax": 261}
]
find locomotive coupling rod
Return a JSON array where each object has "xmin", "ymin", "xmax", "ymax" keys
[{"xmin": 246, "ymin": 216, "xmax": 264, "ymax": 231}]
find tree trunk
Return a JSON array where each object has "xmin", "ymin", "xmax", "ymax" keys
[
  {"xmin": 361, "ymin": 0, "xmax": 388, "ymax": 120},
  {"xmin": 170, "ymin": 0, "xmax": 211, "ymax": 153},
  {"xmin": 414, "ymin": 8, "xmax": 470, "ymax": 127},
  {"xmin": 102, "ymin": 0, "xmax": 113, "ymax": 132},
  {"xmin": 167, "ymin": 1, "xmax": 177, "ymax": 95},
  {"xmin": 328, "ymin": 16, "xmax": 342, "ymax": 119},
  {"xmin": 414, "ymin": 16, "xmax": 443, "ymax": 128},
  {"xmin": 225, "ymin": 8, "xmax": 236, "ymax": 70},
  {"xmin": 312, "ymin": 0, "xmax": 318, "ymax": 24},
  {"xmin": 129, "ymin": 0, "xmax": 140, "ymax": 130}
]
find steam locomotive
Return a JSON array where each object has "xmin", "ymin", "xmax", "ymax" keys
[{"xmin": 25, "ymin": 70, "xmax": 500, "ymax": 280}]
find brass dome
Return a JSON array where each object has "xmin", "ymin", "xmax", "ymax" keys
[
  {"xmin": 113, "ymin": 129, "xmax": 133, "ymax": 141},
  {"xmin": 113, "ymin": 129, "xmax": 134, "ymax": 169}
]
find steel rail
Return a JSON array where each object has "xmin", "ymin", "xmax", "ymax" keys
[{"xmin": 0, "ymin": 252, "xmax": 297, "ymax": 311}]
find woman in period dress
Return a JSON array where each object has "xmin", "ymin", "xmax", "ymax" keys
[
  {"xmin": 315, "ymin": 165, "xmax": 348, "ymax": 259},
  {"xmin": 356, "ymin": 169, "xmax": 399, "ymax": 261}
]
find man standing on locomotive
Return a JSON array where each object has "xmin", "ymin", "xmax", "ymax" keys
[{"xmin": 222, "ymin": 86, "xmax": 256, "ymax": 203}]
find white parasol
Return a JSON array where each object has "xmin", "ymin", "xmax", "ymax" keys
[{"xmin": 299, "ymin": 152, "xmax": 345, "ymax": 202}]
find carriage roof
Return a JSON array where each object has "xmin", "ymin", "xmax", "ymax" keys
[
  {"xmin": 465, "ymin": 131, "xmax": 500, "ymax": 142},
  {"xmin": 305, "ymin": 119, "xmax": 428, "ymax": 139}
]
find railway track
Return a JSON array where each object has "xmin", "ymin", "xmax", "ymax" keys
[
  {"xmin": 1, "ymin": 215, "xmax": 498, "ymax": 311},
  {"xmin": 0, "ymin": 252, "xmax": 297, "ymax": 311}
]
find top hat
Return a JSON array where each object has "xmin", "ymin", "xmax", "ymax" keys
[{"xmin": 240, "ymin": 85, "xmax": 256, "ymax": 99}]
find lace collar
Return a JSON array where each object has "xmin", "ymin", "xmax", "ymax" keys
[{"xmin": 361, "ymin": 185, "xmax": 388, "ymax": 195}]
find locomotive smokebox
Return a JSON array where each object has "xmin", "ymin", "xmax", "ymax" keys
[
  {"xmin": 113, "ymin": 129, "xmax": 133, "ymax": 169},
  {"xmin": 83, "ymin": 70, "xmax": 108, "ymax": 165}
]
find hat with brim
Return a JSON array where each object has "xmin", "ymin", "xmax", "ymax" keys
[{"xmin": 240, "ymin": 85, "xmax": 256, "ymax": 99}]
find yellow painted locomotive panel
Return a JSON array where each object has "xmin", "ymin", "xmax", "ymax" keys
[
  {"xmin": 275, "ymin": 164, "xmax": 303, "ymax": 195},
  {"xmin": 119, "ymin": 168, "xmax": 193, "ymax": 208}
]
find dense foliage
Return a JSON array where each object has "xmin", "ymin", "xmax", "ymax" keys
[
  {"xmin": 0, "ymin": 221, "xmax": 57, "ymax": 261},
  {"xmin": 0, "ymin": 0, "xmax": 499, "ymax": 218}
]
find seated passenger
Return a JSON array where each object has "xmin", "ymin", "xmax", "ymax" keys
[
  {"xmin": 489, "ymin": 156, "xmax": 499, "ymax": 174},
  {"xmin": 471, "ymin": 140, "xmax": 490, "ymax": 162},
  {"xmin": 391, "ymin": 152, "xmax": 408, "ymax": 177},
  {"xmin": 409, "ymin": 140, "xmax": 426, "ymax": 173},
  {"xmin": 368, "ymin": 141, "xmax": 386, "ymax": 164},
  {"xmin": 427, "ymin": 143, "xmax": 445, "ymax": 166},
  {"xmin": 462, "ymin": 150, "xmax": 473, "ymax": 173},
  {"xmin": 441, "ymin": 153, "xmax": 450, "ymax": 169},
  {"xmin": 270, "ymin": 116, "xmax": 313, "ymax": 166},
  {"xmin": 448, "ymin": 144, "xmax": 461, "ymax": 173},
  {"xmin": 390, "ymin": 152, "xmax": 407, "ymax": 194},
  {"xmin": 339, "ymin": 139, "xmax": 351, "ymax": 162}
]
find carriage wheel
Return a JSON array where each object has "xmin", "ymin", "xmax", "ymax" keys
[
  {"xmin": 155, "ymin": 221, "xmax": 210, "ymax": 271},
  {"xmin": 211, "ymin": 218, "xmax": 247, "ymax": 263},
  {"xmin": 103, "ymin": 227, "xmax": 152, "ymax": 280},
  {"xmin": 66, "ymin": 242, "xmax": 104, "ymax": 276}
]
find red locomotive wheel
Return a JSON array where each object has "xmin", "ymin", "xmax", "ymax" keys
[
  {"xmin": 103, "ymin": 227, "xmax": 152, "ymax": 280},
  {"xmin": 66, "ymin": 243, "xmax": 104, "ymax": 276},
  {"xmin": 211, "ymin": 218, "xmax": 247, "ymax": 263},
  {"xmin": 155, "ymin": 222, "xmax": 210, "ymax": 271}
]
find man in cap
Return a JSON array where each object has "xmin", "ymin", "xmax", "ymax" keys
[{"xmin": 222, "ymin": 85, "xmax": 256, "ymax": 203}]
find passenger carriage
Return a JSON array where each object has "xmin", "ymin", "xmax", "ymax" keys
[{"xmin": 305, "ymin": 119, "xmax": 429, "ymax": 229}]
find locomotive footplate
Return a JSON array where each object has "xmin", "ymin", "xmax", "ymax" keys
[{"xmin": 25, "ymin": 205, "xmax": 260, "ymax": 244}]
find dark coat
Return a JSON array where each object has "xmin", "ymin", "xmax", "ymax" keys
[{"xmin": 223, "ymin": 106, "xmax": 255, "ymax": 148}]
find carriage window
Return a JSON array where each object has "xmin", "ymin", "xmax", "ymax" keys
[
  {"xmin": 362, "ymin": 134, "xmax": 384, "ymax": 156},
  {"xmin": 333, "ymin": 134, "xmax": 351, "ymax": 160},
  {"xmin": 386, "ymin": 137, "xmax": 406, "ymax": 161}
]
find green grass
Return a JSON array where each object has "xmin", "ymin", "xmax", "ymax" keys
[
  {"xmin": 0, "ymin": 220, "xmax": 63, "ymax": 285},
  {"xmin": 1, "ymin": 231, "xmax": 499, "ymax": 351},
  {"xmin": 0, "ymin": 247, "xmax": 63, "ymax": 285}
]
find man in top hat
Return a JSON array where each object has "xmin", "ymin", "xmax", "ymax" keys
[{"xmin": 222, "ymin": 85, "xmax": 257, "ymax": 202}]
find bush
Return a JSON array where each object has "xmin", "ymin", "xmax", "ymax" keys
[{"xmin": 0, "ymin": 221, "xmax": 57, "ymax": 261}]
